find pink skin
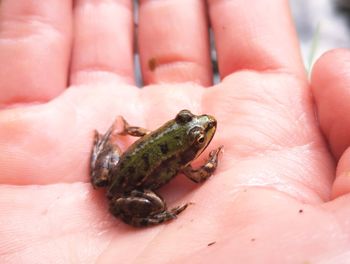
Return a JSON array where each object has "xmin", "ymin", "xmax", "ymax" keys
[{"xmin": 0, "ymin": 0, "xmax": 350, "ymax": 263}]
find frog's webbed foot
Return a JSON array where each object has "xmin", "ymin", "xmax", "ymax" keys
[
  {"xmin": 182, "ymin": 145, "xmax": 223, "ymax": 183},
  {"xmin": 109, "ymin": 190, "xmax": 189, "ymax": 227}
]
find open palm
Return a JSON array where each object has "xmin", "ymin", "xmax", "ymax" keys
[{"xmin": 1, "ymin": 1, "xmax": 350, "ymax": 263}]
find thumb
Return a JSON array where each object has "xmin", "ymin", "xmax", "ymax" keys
[{"xmin": 311, "ymin": 49, "xmax": 350, "ymax": 198}]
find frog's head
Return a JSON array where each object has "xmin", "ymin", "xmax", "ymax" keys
[{"xmin": 175, "ymin": 109, "xmax": 217, "ymax": 161}]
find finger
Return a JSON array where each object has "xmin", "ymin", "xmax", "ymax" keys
[
  {"xmin": 70, "ymin": 0, "xmax": 135, "ymax": 86},
  {"xmin": 311, "ymin": 49, "xmax": 350, "ymax": 159},
  {"xmin": 138, "ymin": 0, "xmax": 212, "ymax": 86},
  {"xmin": 208, "ymin": 0, "xmax": 304, "ymax": 78},
  {"xmin": 0, "ymin": 0, "xmax": 72, "ymax": 105},
  {"xmin": 311, "ymin": 49, "xmax": 350, "ymax": 198}
]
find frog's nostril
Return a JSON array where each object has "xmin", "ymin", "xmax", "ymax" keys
[{"xmin": 207, "ymin": 120, "xmax": 217, "ymax": 129}]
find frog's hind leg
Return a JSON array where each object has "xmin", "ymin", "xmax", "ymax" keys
[
  {"xmin": 90, "ymin": 125, "xmax": 122, "ymax": 188},
  {"xmin": 109, "ymin": 189, "xmax": 189, "ymax": 227},
  {"xmin": 119, "ymin": 204, "xmax": 189, "ymax": 227},
  {"xmin": 118, "ymin": 116, "xmax": 150, "ymax": 137},
  {"xmin": 90, "ymin": 117, "xmax": 149, "ymax": 188}
]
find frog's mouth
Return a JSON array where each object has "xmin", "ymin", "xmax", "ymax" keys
[{"xmin": 204, "ymin": 120, "xmax": 217, "ymax": 147}]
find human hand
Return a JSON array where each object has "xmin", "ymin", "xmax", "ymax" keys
[{"xmin": 1, "ymin": 0, "xmax": 349, "ymax": 263}]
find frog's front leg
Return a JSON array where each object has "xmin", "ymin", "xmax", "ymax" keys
[
  {"xmin": 182, "ymin": 146, "xmax": 223, "ymax": 183},
  {"xmin": 109, "ymin": 190, "xmax": 189, "ymax": 227}
]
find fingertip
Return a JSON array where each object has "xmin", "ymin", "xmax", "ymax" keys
[{"xmin": 311, "ymin": 48, "xmax": 350, "ymax": 93}]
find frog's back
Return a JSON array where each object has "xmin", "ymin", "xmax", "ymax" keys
[{"xmin": 107, "ymin": 121, "xmax": 190, "ymax": 195}]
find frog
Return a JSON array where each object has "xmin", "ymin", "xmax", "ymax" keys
[{"xmin": 90, "ymin": 109, "xmax": 223, "ymax": 227}]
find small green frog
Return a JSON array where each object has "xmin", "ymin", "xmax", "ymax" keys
[{"xmin": 90, "ymin": 110, "xmax": 222, "ymax": 227}]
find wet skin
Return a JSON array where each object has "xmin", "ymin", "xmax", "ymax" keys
[{"xmin": 90, "ymin": 110, "xmax": 222, "ymax": 227}]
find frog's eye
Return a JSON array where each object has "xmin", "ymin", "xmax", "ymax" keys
[
  {"xmin": 197, "ymin": 134, "xmax": 205, "ymax": 144},
  {"xmin": 175, "ymin": 110, "xmax": 193, "ymax": 124},
  {"xmin": 189, "ymin": 127, "xmax": 205, "ymax": 144}
]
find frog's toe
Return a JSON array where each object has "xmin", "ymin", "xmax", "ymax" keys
[
  {"xmin": 169, "ymin": 203, "xmax": 192, "ymax": 216},
  {"xmin": 119, "ymin": 215, "xmax": 170, "ymax": 227}
]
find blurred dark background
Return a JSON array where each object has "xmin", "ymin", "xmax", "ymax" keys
[{"xmin": 290, "ymin": 0, "xmax": 350, "ymax": 70}]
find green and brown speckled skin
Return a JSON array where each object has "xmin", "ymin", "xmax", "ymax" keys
[{"xmin": 90, "ymin": 110, "xmax": 222, "ymax": 227}]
